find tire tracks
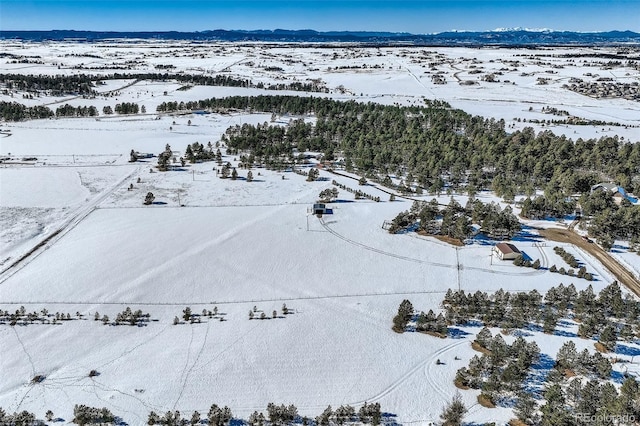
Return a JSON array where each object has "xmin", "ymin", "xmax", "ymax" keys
[
  {"xmin": 348, "ymin": 340, "xmax": 468, "ymax": 406},
  {"xmin": 173, "ymin": 319, "xmax": 212, "ymax": 409}
]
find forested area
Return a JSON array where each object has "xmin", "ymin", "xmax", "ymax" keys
[
  {"xmin": 0, "ymin": 72, "xmax": 326, "ymax": 98},
  {"xmin": 167, "ymin": 95, "xmax": 640, "ymax": 199},
  {"xmin": 396, "ymin": 282, "xmax": 640, "ymax": 425},
  {"xmin": 158, "ymin": 95, "xmax": 638, "ymax": 243},
  {"xmin": 0, "ymin": 73, "xmax": 97, "ymax": 96}
]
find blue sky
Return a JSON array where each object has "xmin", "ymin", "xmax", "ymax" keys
[{"xmin": 1, "ymin": 0, "xmax": 638, "ymax": 33}]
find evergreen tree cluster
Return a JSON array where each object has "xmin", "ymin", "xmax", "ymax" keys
[
  {"xmin": 314, "ymin": 403, "xmax": 382, "ymax": 426},
  {"xmin": 554, "ymin": 246, "xmax": 581, "ymax": 269},
  {"xmin": 55, "ymin": 103, "xmax": 99, "ymax": 117},
  {"xmin": 520, "ymin": 195, "xmax": 577, "ymax": 220},
  {"xmin": 318, "ymin": 187, "xmax": 339, "ymax": 202},
  {"xmin": 331, "ymin": 180, "xmax": 380, "ymax": 202},
  {"xmin": 580, "ymin": 190, "xmax": 640, "ymax": 246},
  {"xmin": 109, "ymin": 307, "xmax": 151, "ymax": 326},
  {"xmin": 0, "ymin": 408, "xmax": 44, "ymax": 426},
  {"xmin": 416, "ymin": 309, "xmax": 448, "ymax": 335},
  {"xmin": 0, "ymin": 306, "xmax": 80, "ymax": 326},
  {"xmin": 466, "ymin": 199, "xmax": 521, "ymax": 239},
  {"xmin": 114, "ymin": 102, "xmax": 139, "ymax": 114},
  {"xmin": 0, "ymin": 400, "xmax": 386, "ymax": 426},
  {"xmin": 513, "ymin": 254, "xmax": 541, "ymax": 269},
  {"xmin": 455, "ymin": 328, "xmax": 540, "ymax": 400},
  {"xmin": 73, "ymin": 404, "xmax": 115, "ymax": 425},
  {"xmin": 533, "ymin": 376, "xmax": 640, "ymax": 426},
  {"xmin": 549, "ymin": 247, "xmax": 594, "ymax": 280},
  {"xmin": 0, "ymin": 73, "xmax": 97, "ymax": 96},
  {"xmin": 443, "ymin": 287, "xmax": 542, "ymax": 329},
  {"xmin": 509, "ymin": 349, "xmax": 634, "ymax": 426},
  {"xmin": 0, "ymin": 100, "xmax": 53, "ymax": 121},
  {"xmin": 554, "ymin": 341, "xmax": 612, "ymax": 378},
  {"xmin": 388, "ymin": 198, "xmax": 520, "ymax": 240},
  {"xmin": 266, "ymin": 403, "xmax": 298, "ymax": 425},
  {"xmin": 306, "ymin": 168, "xmax": 319, "ymax": 182},
  {"xmin": 184, "ymin": 142, "xmax": 216, "ymax": 163},
  {"xmin": 444, "ymin": 282, "xmax": 640, "ymax": 338}
]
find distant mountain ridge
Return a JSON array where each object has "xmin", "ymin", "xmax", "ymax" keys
[{"xmin": 1, "ymin": 29, "xmax": 639, "ymax": 45}]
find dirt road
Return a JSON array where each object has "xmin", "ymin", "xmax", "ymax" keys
[{"xmin": 539, "ymin": 228, "xmax": 640, "ymax": 297}]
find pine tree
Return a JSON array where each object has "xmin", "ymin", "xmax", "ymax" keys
[
  {"xmin": 247, "ymin": 170, "xmax": 253, "ymax": 182},
  {"xmin": 307, "ymin": 168, "xmax": 319, "ymax": 182},
  {"xmin": 316, "ymin": 406, "xmax": 332, "ymax": 426},
  {"xmin": 182, "ymin": 307, "xmax": 192, "ymax": 322},
  {"xmin": 599, "ymin": 324, "xmax": 618, "ymax": 351},
  {"xmin": 514, "ymin": 392, "xmax": 538, "ymax": 425},
  {"xmin": 207, "ymin": 404, "xmax": 232, "ymax": 426},
  {"xmin": 144, "ymin": 192, "xmax": 155, "ymax": 205},
  {"xmin": 440, "ymin": 392, "xmax": 467, "ymax": 426},
  {"xmin": 231, "ymin": 168, "xmax": 238, "ymax": 180}
]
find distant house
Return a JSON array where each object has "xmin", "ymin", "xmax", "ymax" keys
[
  {"xmin": 493, "ymin": 243, "xmax": 521, "ymax": 261},
  {"xmin": 591, "ymin": 183, "xmax": 637, "ymax": 205},
  {"xmin": 135, "ymin": 152, "xmax": 154, "ymax": 159},
  {"xmin": 312, "ymin": 203, "xmax": 327, "ymax": 215}
]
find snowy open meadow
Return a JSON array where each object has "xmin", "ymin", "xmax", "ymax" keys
[{"xmin": 1, "ymin": 41, "xmax": 640, "ymax": 425}]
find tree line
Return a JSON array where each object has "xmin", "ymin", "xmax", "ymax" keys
[
  {"xmin": 0, "ymin": 401, "xmax": 386, "ymax": 426},
  {"xmin": 0, "ymin": 72, "xmax": 327, "ymax": 100},
  {"xmin": 156, "ymin": 95, "xmax": 640, "ymax": 200}
]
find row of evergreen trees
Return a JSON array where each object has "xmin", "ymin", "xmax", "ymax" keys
[
  {"xmin": 443, "ymin": 282, "xmax": 640, "ymax": 336},
  {"xmin": 0, "ymin": 100, "xmax": 53, "ymax": 121},
  {"xmin": 55, "ymin": 104, "xmax": 99, "ymax": 117},
  {"xmin": 0, "ymin": 401, "xmax": 384, "ymax": 426},
  {"xmin": 0, "ymin": 100, "xmax": 137, "ymax": 121},
  {"xmin": 0, "ymin": 72, "xmax": 328, "ymax": 102}
]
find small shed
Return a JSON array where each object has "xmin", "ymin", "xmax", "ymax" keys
[
  {"xmin": 312, "ymin": 203, "xmax": 327, "ymax": 215},
  {"xmin": 493, "ymin": 243, "xmax": 521, "ymax": 261}
]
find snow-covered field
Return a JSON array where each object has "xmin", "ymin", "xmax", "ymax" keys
[{"xmin": 1, "ymin": 41, "xmax": 640, "ymax": 425}]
